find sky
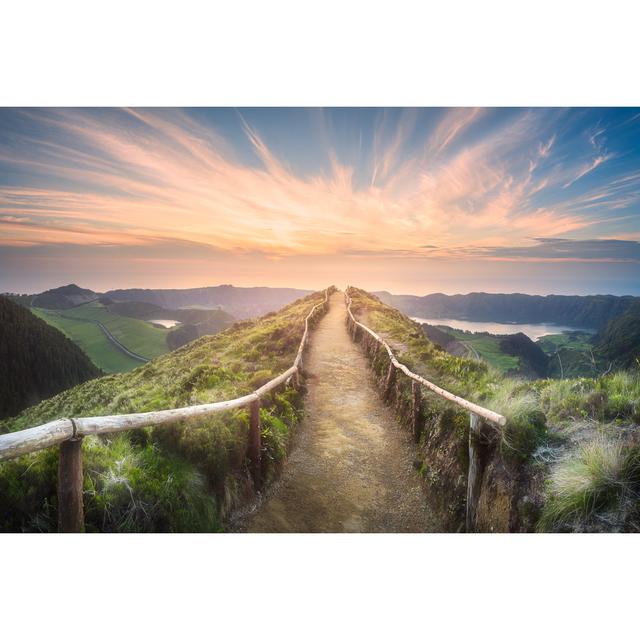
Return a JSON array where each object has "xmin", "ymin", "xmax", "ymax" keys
[{"xmin": 1, "ymin": 107, "xmax": 640, "ymax": 296}]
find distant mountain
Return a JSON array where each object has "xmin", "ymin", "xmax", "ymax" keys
[
  {"xmin": 0, "ymin": 296, "xmax": 100, "ymax": 418},
  {"xmin": 375, "ymin": 291, "xmax": 637, "ymax": 330},
  {"xmin": 105, "ymin": 284, "xmax": 312, "ymax": 319},
  {"xmin": 594, "ymin": 300, "xmax": 640, "ymax": 369},
  {"xmin": 32, "ymin": 284, "xmax": 98, "ymax": 310}
]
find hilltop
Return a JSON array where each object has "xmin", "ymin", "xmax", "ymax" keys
[
  {"xmin": 33, "ymin": 284, "xmax": 99, "ymax": 310},
  {"xmin": 350, "ymin": 288, "xmax": 640, "ymax": 532},
  {"xmin": 0, "ymin": 296, "xmax": 100, "ymax": 419},
  {"xmin": 0, "ymin": 290, "xmax": 326, "ymax": 532}
]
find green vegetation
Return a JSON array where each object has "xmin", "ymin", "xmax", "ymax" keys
[
  {"xmin": 594, "ymin": 299, "xmax": 640, "ymax": 369},
  {"xmin": 33, "ymin": 300, "xmax": 171, "ymax": 373},
  {"xmin": 0, "ymin": 296, "xmax": 100, "ymax": 419},
  {"xmin": 535, "ymin": 371, "xmax": 640, "ymax": 425},
  {"xmin": 352, "ymin": 288, "xmax": 640, "ymax": 530},
  {"xmin": 430, "ymin": 324, "xmax": 592, "ymax": 379},
  {"xmin": 538, "ymin": 331, "xmax": 598, "ymax": 378},
  {"xmin": 33, "ymin": 299, "xmax": 235, "ymax": 373},
  {"xmin": 537, "ymin": 331, "xmax": 594, "ymax": 355},
  {"xmin": 438, "ymin": 327, "xmax": 520, "ymax": 373},
  {"xmin": 351, "ymin": 288, "xmax": 639, "ymax": 461},
  {"xmin": 106, "ymin": 284, "xmax": 312, "ymax": 319},
  {"xmin": 350, "ymin": 288, "xmax": 547, "ymax": 461},
  {"xmin": 0, "ymin": 290, "xmax": 327, "ymax": 532},
  {"xmin": 538, "ymin": 436, "xmax": 640, "ymax": 532},
  {"xmin": 32, "ymin": 307, "xmax": 140, "ymax": 373},
  {"xmin": 58, "ymin": 301, "xmax": 169, "ymax": 359}
]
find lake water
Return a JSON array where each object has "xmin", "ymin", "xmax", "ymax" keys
[
  {"xmin": 410, "ymin": 317, "xmax": 590, "ymax": 340},
  {"xmin": 148, "ymin": 318, "xmax": 181, "ymax": 328}
]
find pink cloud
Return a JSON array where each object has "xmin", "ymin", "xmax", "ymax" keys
[{"xmin": 0, "ymin": 108, "xmax": 625, "ymax": 264}]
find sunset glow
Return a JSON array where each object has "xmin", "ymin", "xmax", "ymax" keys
[{"xmin": 2, "ymin": 107, "xmax": 640, "ymax": 294}]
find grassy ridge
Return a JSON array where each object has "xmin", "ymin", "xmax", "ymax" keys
[
  {"xmin": 0, "ymin": 290, "xmax": 328, "ymax": 532},
  {"xmin": 350, "ymin": 288, "xmax": 640, "ymax": 531},
  {"xmin": 349, "ymin": 288, "xmax": 546, "ymax": 459}
]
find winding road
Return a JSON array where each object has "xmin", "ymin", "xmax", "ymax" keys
[{"xmin": 236, "ymin": 292, "xmax": 434, "ymax": 533}]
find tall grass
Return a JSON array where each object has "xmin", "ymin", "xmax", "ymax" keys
[
  {"xmin": 350, "ymin": 288, "xmax": 640, "ymax": 466},
  {"xmin": 537, "ymin": 370, "xmax": 640, "ymax": 424},
  {"xmin": 538, "ymin": 436, "xmax": 640, "ymax": 531},
  {"xmin": 350, "ymin": 288, "xmax": 547, "ymax": 460},
  {"xmin": 485, "ymin": 379, "xmax": 547, "ymax": 460},
  {"xmin": 0, "ymin": 290, "xmax": 327, "ymax": 532}
]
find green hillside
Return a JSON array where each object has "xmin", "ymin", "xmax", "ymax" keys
[
  {"xmin": 436, "ymin": 326, "xmax": 521, "ymax": 373},
  {"xmin": 350, "ymin": 288, "xmax": 640, "ymax": 531},
  {"xmin": 595, "ymin": 300, "xmax": 640, "ymax": 369},
  {"xmin": 106, "ymin": 300, "xmax": 235, "ymax": 350},
  {"xmin": 32, "ymin": 301, "xmax": 171, "ymax": 373},
  {"xmin": 60, "ymin": 301, "xmax": 169, "ymax": 358},
  {"xmin": 32, "ymin": 307, "xmax": 141, "ymax": 373},
  {"xmin": 0, "ymin": 290, "xmax": 326, "ymax": 532},
  {"xmin": 539, "ymin": 331, "xmax": 598, "ymax": 378},
  {"xmin": 0, "ymin": 296, "xmax": 100, "ymax": 419},
  {"xmin": 32, "ymin": 299, "xmax": 236, "ymax": 373}
]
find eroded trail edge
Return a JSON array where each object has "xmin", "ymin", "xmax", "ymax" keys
[{"xmin": 238, "ymin": 292, "xmax": 434, "ymax": 533}]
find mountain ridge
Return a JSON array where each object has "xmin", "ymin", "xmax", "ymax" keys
[{"xmin": 374, "ymin": 290, "xmax": 637, "ymax": 330}]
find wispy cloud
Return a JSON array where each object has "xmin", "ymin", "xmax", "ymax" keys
[
  {"xmin": 427, "ymin": 107, "xmax": 483, "ymax": 156},
  {"xmin": 563, "ymin": 152, "xmax": 615, "ymax": 188},
  {"xmin": 0, "ymin": 107, "xmax": 637, "ymax": 274}
]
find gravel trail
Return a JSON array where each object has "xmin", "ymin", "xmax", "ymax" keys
[{"xmin": 239, "ymin": 292, "xmax": 434, "ymax": 533}]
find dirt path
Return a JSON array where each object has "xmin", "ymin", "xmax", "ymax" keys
[{"xmin": 237, "ymin": 291, "xmax": 434, "ymax": 533}]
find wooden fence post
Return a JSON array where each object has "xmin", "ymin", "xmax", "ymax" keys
[
  {"xmin": 58, "ymin": 437, "xmax": 84, "ymax": 533},
  {"xmin": 384, "ymin": 361, "xmax": 396, "ymax": 403},
  {"xmin": 412, "ymin": 381, "xmax": 422, "ymax": 442},
  {"xmin": 248, "ymin": 398, "xmax": 262, "ymax": 490},
  {"xmin": 466, "ymin": 413, "xmax": 485, "ymax": 533}
]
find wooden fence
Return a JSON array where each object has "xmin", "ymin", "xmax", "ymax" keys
[
  {"xmin": 344, "ymin": 287, "xmax": 506, "ymax": 532},
  {"xmin": 0, "ymin": 288, "xmax": 332, "ymax": 532}
]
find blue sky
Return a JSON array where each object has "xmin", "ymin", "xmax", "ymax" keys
[{"xmin": 1, "ymin": 107, "xmax": 640, "ymax": 295}]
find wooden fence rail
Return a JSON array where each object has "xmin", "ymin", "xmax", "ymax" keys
[
  {"xmin": 0, "ymin": 288, "xmax": 332, "ymax": 532},
  {"xmin": 344, "ymin": 287, "xmax": 506, "ymax": 532}
]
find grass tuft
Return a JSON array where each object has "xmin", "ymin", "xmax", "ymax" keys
[{"xmin": 538, "ymin": 436, "xmax": 640, "ymax": 531}]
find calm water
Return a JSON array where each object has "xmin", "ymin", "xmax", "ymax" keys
[
  {"xmin": 411, "ymin": 317, "xmax": 591, "ymax": 340},
  {"xmin": 148, "ymin": 318, "xmax": 181, "ymax": 328}
]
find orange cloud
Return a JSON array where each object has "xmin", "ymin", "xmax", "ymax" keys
[{"xmin": 0, "ymin": 108, "xmax": 626, "ymax": 264}]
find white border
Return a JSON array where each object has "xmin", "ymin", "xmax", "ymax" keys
[
  {"xmin": 1, "ymin": 0, "xmax": 639, "ymax": 106},
  {"xmin": 1, "ymin": 534, "xmax": 638, "ymax": 639}
]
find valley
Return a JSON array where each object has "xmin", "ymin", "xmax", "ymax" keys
[
  {"xmin": 32, "ymin": 301, "xmax": 171, "ymax": 372},
  {"xmin": 420, "ymin": 320, "xmax": 597, "ymax": 379},
  {"xmin": 7, "ymin": 283, "xmax": 309, "ymax": 374}
]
